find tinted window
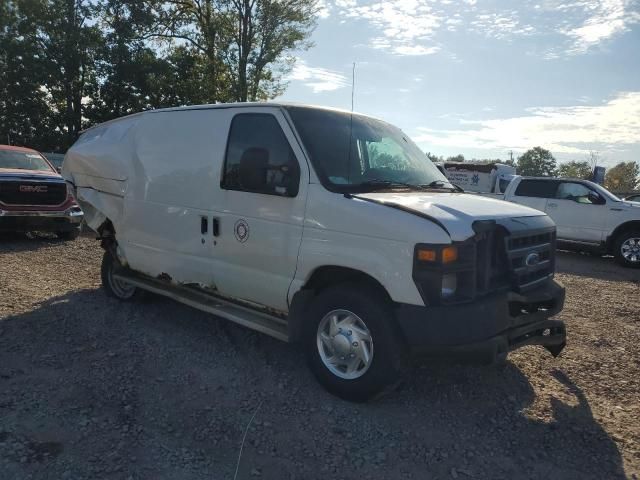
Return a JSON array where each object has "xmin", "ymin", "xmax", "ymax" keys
[
  {"xmin": 556, "ymin": 182, "xmax": 600, "ymax": 204},
  {"xmin": 514, "ymin": 179, "xmax": 558, "ymax": 198},
  {"xmin": 222, "ymin": 114, "xmax": 299, "ymax": 197}
]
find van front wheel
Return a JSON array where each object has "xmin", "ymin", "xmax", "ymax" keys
[
  {"xmin": 101, "ymin": 251, "xmax": 140, "ymax": 301},
  {"xmin": 304, "ymin": 284, "xmax": 405, "ymax": 402}
]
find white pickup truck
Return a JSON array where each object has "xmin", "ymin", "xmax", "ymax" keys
[{"xmin": 499, "ymin": 176, "xmax": 640, "ymax": 267}]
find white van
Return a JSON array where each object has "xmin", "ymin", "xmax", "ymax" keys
[{"xmin": 63, "ymin": 103, "xmax": 566, "ymax": 401}]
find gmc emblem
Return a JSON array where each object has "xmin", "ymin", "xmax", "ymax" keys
[{"xmin": 19, "ymin": 185, "xmax": 48, "ymax": 193}]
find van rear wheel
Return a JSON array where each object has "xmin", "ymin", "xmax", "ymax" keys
[
  {"xmin": 304, "ymin": 283, "xmax": 405, "ymax": 402},
  {"xmin": 101, "ymin": 251, "xmax": 140, "ymax": 300}
]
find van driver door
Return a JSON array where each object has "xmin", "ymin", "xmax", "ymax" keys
[{"xmin": 209, "ymin": 108, "xmax": 309, "ymax": 312}]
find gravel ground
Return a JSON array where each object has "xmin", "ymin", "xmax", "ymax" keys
[{"xmin": 1, "ymin": 233, "xmax": 639, "ymax": 480}]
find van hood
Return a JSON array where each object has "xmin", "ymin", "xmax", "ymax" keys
[{"xmin": 358, "ymin": 191, "xmax": 546, "ymax": 241}]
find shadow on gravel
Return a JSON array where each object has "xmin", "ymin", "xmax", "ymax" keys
[
  {"xmin": 0, "ymin": 232, "xmax": 71, "ymax": 253},
  {"xmin": 0, "ymin": 289, "xmax": 628, "ymax": 480},
  {"xmin": 556, "ymin": 250, "xmax": 640, "ymax": 283}
]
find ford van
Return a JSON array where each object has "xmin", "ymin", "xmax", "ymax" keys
[{"xmin": 63, "ymin": 103, "xmax": 566, "ymax": 401}]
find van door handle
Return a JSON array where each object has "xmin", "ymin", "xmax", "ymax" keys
[
  {"xmin": 200, "ymin": 216, "xmax": 208, "ymax": 234},
  {"xmin": 548, "ymin": 203, "xmax": 558, "ymax": 208},
  {"xmin": 212, "ymin": 218, "xmax": 220, "ymax": 237}
]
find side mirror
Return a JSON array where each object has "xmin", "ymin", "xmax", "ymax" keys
[
  {"xmin": 270, "ymin": 162, "xmax": 300, "ymax": 197},
  {"xmin": 587, "ymin": 192, "xmax": 605, "ymax": 205}
]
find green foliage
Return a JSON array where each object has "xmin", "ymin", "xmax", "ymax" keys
[
  {"xmin": 446, "ymin": 154, "xmax": 465, "ymax": 162},
  {"xmin": 0, "ymin": 0, "xmax": 319, "ymax": 151},
  {"xmin": 517, "ymin": 147, "xmax": 557, "ymax": 177},
  {"xmin": 557, "ymin": 161, "xmax": 593, "ymax": 180},
  {"xmin": 605, "ymin": 162, "xmax": 640, "ymax": 192}
]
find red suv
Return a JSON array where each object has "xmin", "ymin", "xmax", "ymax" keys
[{"xmin": 0, "ymin": 145, "xmax": 83, "ymax": 239}]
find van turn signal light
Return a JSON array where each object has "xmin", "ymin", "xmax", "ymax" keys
[
  {"xmin": 442, "ymin": 246, "xmax": 458, "ymax": 264},
  {"xmin": 417, "ymin": 249, "xmax": 437, "ymax": 262}
]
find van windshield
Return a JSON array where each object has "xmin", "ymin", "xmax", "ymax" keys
[
  {"xmin": 285, "ymin": 106, "xmax": 453, "ymax": 193},
  {"xmin": 0, "ymin": 150, "xmax": 53, "ymax": 172}
]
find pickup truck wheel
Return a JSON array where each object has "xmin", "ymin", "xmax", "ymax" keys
[
  {"xmin": 57, "ymin": 228, "xmax": 80, "ymax": 241},
  {"xmin": 101, "ymin": 251, "xmax": 140, "ymax": 300},
  {"xmin": 304, "ymin": 284, "xmax": 405, "ymax": 402},
  {"xmin": 614, "ymin": 231, "xmax": 640, "ymax": 268}
]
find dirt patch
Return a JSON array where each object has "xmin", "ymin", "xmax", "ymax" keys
[{"xmin": 1, "ymin": 234, "xmax": 639, "ymax": 479}]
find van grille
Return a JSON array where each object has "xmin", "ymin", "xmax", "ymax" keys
[
  {"xmin": 505, "ymin": 231, "xmax": 555, "ymax": 291},
  {"xmin": 0, "ymin": 180, "xmax": 67, "ymax": 206}
]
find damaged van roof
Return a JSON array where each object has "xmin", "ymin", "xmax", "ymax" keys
[{"xmin": 80, "ymin": 102, "xmax": 377, "ymax": 134}]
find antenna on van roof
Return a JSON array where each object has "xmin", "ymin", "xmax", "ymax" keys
[
  {"xmin": 351, "ymin": 62, "xmax": 356, "ymax": 112},
  {"xmin": 347, "ymin": 62, "xmax": 356, "ymax": 184}
]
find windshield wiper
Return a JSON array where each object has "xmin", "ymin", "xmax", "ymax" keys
[
  {"xmin": 357, "ymin": 179, "xmax": 425, "ymax": 191},
  {"xmin": 420, "ymin": 180, "xmax": 458, "ymax": 191}
]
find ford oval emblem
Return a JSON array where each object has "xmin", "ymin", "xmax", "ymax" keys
[{"xmin": 525, "ymin": 252, "xmax": 541, "ymax": 266}]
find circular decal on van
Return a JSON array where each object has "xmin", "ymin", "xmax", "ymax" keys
[{"xmin": 234, "ymin": 219, "xmax": 250, "ymax": 243}]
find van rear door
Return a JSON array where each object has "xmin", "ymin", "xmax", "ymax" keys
[{"xmin": 211, "ymin": 107, "xmax": 309, "ymax": 312}]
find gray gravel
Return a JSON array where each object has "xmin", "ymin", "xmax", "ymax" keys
[{"xmin": 1, "ymin": 232, "xmax": 639, "ymax": 479}]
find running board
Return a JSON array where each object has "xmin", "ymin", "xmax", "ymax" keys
[{"xmin": 112, "ymin": 271, "xmax": 290, "ymax": 342}]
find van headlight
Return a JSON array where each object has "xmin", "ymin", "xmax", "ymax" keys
[
  {"xmin": 441, "ymin": 273, "xmax": 457, "ymax": 298},
  {"xmin": 412, "ymin": 242, "xmax": 474, "ymax": 305}
]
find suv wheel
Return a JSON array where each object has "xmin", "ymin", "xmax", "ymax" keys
[
  {"xmin": 304, "ymin": 283, "xmax": 405, "ymax": 402},
  {"xmin": 101, "ymin": 251, "xmax": 140, "ymax": 300},
  {"xmin": 614, "ymin": 230, "xmax": 640, "ymax": 268}
]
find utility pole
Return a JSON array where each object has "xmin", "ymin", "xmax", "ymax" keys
[{"xmin": 508, "ymin": 150, "xmax": 514, "ymax": 163}]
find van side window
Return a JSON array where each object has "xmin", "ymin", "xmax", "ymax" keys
[
  {"xmin": 514, "ymin": 179, "xmax": 558, "ymax": 198},
  {"xmin": 222, "ymin": 114, "xmax": 300, "ymax": 197}
]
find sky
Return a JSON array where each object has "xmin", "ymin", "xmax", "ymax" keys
[{"xmin": 278, "ymin": 0, "xmax": 640, "ymax": 167}]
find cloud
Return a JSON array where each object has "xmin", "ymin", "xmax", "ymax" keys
[
  {"xmin": 334, "ymin": 0, "xmax": 443, "ymax": 56},
  {"xmin": 562, "ymin": 0, "xmax": 638, "ymax": 54},
  {"xmin": 324, "ymin": 0, "xmax": 640, "ymax": 58},
  {"xmin": 287, "ymin": 60, "xmax": 349, "ymax": 93},
  {"xmin": 413, "ymin": 92, "xmax": 640, "ymax": 156}
]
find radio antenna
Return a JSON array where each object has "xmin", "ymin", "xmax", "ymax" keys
[
  {"xmin": 351, "ymin": 62, "xmax": 356, "ymax": 112},
  {"xmin": 346, "ymin": 62, "xmax": 356, "ymax": 184}
]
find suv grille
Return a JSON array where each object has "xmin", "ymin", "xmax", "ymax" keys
[
  {"xmin": 0, "ymin": 181, "xmax": 67, "ymax": 206},
  {"xmin": 506, "ymin": 231, "xmax": 555, "ymax": 291}
]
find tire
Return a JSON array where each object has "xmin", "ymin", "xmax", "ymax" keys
[
  {"xmin": 100, "ymin": 250, "xmax": 141, "ymax": 300},
  {"xmin": 303, "ymin": 283, "xmax": 406, "ymax": 402},
  {"xmin": 57, "ymin": 228, "xmax": 80, "ymax": 241},
  {"xmin": 613, "ymin": 230, "xmax": 640, "ymax": 268}
]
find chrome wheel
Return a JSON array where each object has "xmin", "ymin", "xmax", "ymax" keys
[
  {"xmin": 316, "ymin": 309, "xmax": 374, "ymax": 380},
  {"xmin": 621, "ymin": 237, "xmax": 640, "ymax": 263}
]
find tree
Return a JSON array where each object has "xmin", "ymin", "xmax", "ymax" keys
[
  {"xmin": 605, "ymin": 162, "xmax": 640, "ymax": 192},
  {"xmin": 0, "ymin": 0, "xmax": 57, "ymax": 150},
  {"xmin": 557, "ymin": 161, "xmax": 592, "ymax": 180},
  {"xmin": 146, "ymin": 0, "xmax": 317, "ymax": 103},
  {"xmin": 517, "ymin": 147, "xmax": 557, "ymax": 177},
  {"xmin": 426, "ymin": 152, "xmax": 442, "ymax": 162},
  {"xmin": 446, "ymin": 154, "xmax": 465, "ymax": 163},
  {"xmin": 41, "ymin": 0, "xmax": 103, "ymax": 150},
  {"xmin": 221, "ymin": 0, "xmax": 317, "ymax": 101}
]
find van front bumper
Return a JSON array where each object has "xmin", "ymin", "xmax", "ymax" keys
[
  {"xmin": 0, "ymin": 206, "xmax": 84, "ymax": 232},
  {"xmin": 395, "ymin": 279, "xmax": 566, "ymax": 362}
]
